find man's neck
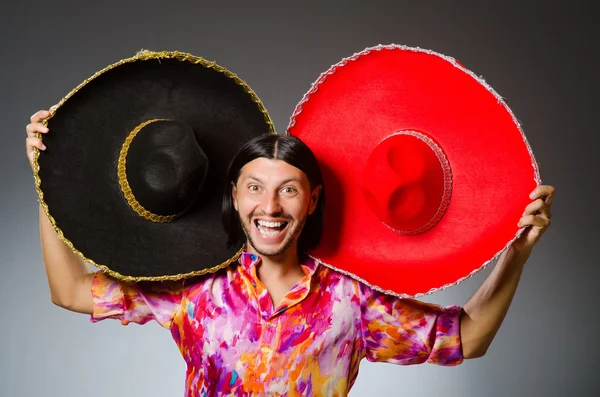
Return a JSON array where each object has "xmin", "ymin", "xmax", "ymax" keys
[{"xmin": 246, "ymin": 243, "xmax": 304, "ymax": 281}]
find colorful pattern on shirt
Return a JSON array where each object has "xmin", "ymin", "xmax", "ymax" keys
[{"xmin": 92, "ymin": 253, "xmax": 463, "ymax": 396}]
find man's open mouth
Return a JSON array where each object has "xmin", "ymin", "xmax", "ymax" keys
[{"xmin": 254, "ymin": 220, "xmax": 289, "ymax": 237}]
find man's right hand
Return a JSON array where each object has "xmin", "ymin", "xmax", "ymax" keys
[{"xmin": 25, "ymin": 109, "xmax": 50, "ymax": 170}]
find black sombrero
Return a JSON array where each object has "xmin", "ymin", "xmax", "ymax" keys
[{"xmin": 33, "ymin": 50, "xmax": 274, "ymax": 282}]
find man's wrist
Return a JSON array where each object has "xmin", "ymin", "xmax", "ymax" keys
[{"xmin": 503, "ymin": 243, "xmax": 532, "ymax": 268}]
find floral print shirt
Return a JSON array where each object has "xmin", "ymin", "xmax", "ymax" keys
[{"xmin": 91, "ymin": 252, "xmax": 463, "ymax": 396}]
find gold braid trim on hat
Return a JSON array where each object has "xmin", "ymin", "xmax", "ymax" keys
[
  {"xmin": 117, "ymin": 118, "xmax": 184, "ymax": 223},
  {"xmin": 32, "ymin": 50, "xmax": 275, "ymax": 282}
]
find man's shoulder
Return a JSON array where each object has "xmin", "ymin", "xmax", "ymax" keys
[
  {"xmin": 183, "ymin": 263, "xmax": 240, "ymax": 292},
  {"xmin": 311, "ymin": 257, "xmax": 364, "ymax": 290},
  {"xmin": 311, "ymin": 258, "xmax": 403, "ymax": 300}
]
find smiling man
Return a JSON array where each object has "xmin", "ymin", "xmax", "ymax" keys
[
  {"xmin": 232, "ymin": 157, "xmax": 319, "ymax": 258},
  {"xmin": 26, "ymin": 113, "xmax": 554, "ymax": 396}
]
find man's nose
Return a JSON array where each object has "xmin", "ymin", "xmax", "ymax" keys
[{"xmin": 262, "ymin": 192, "xmax": 282, "ymax": 215}]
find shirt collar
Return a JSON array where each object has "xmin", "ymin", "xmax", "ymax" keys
[
  {"xmin": 238, "ymin": 252, "xmax": 319, "ymax": 317},
  {"xmin": 239, "ymin": 251, "xmax": 261, "ymax": 270},
  {"xmin": 238, "ymin": 251, "xmax": 319, "ymax": 278}
]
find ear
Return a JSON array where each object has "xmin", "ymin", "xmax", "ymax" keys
[
  {"xmin": 231, "ymin": 182, "xmax": 238, "ymax": 212},
  {"xmin": 308, "ymin": 185, "xmax": 322, "ymax": 215}
]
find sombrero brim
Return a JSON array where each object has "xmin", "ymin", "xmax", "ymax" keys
[
  {"xmin": 34, "ymin": 51, "xmax": 275, "ymax": 282},
  {"xmin": 287, "ymin": 45, "xmax": 540, "ymax": 297}
]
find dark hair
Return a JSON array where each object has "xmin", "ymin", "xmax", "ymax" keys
[{"xmin": 222, "ymin": 134, "xmax": 325, "ymax": 254}]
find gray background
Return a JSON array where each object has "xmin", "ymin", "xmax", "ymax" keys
[{"xmin": 2, "ymin": 1, "xmax": 598, "ymax": 396}]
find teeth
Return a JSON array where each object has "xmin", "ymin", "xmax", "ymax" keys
[
  {"xmin": 257, "ymin": 220, "xmax": 284, "ymax": 227},
  {"xmin": 258, "ymin": 227, "xmax": 281, "ymax": 237},
  {"xmin": 256, "ymin": 220, "xmax": 286, "ymax": 237}
]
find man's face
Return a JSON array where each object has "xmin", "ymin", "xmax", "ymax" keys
[{"xmin": 232, "ymin": 158, "xmax": 320, "ymax": 257}]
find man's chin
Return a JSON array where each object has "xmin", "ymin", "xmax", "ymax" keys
[
  {"xmin": 251, "ymin": 243, "xmax": 287, "ymax": 258},
  {"xmin": 248, "ymin": 235, "xmax": 295, "ymax": 258}
]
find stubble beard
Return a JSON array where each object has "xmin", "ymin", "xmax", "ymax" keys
[{"xmin": 239, "ymin": 212, "xmax": 307, "ymax": 257}]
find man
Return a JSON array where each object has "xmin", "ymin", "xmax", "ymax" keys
[{"xmin": 26, "ymin": 109, "xmax": 554, "ymax": 396}]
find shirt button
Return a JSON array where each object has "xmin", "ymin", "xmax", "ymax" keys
[{"xmin": 261, "ymin": 346, "xmax": 272, "ymax": 354}]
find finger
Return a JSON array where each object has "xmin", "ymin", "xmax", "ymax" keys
[
  {"xmin": 30, "ymin": 110, "xmax": 50, "ymax": 124},
  {"xmin": 530, "ymin": 185, "xmax": 555, "ymax": 204},
  {"xmin": 26, "ymin": 137, "xmax": 46, "ymax": 151},
  {"xmin": 25, "ymin": 122, "xmax": 49, "ymax": 136},
  {"xmin": 518, "ymin": 214, "xmax": 550, "ymax": 228},
  {"xmin": 523, "ymin": 198, "xmax": 545, "ymax": 216},
  {"xmin": 540, "ymin": 202, "xmax": 552, "ymax": 219}
]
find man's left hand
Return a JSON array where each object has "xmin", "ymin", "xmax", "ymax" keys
[{"xmin": 513, "ymin": 184, "xmax": 555, "ymax": 254}]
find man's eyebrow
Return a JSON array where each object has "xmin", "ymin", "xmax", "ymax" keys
[
  {"xmin": 279, "ymin": 177, "xmax": 302, "ymax": 185},
  {"xmin": 242, "ymin": 176, "xmax": 264, "ymax": 184}
]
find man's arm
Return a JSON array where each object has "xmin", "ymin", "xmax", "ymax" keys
[
  {"xmin": 460, "ymin": 245, "xmax": 527, "ymax": 358},
  {"xmin": 460, "ymin": 185, "xmax": 554, "ymax": 359},
  {"xmin": 28, "ymin": 110, "xmax": 94, "ymax": 315},
  {"xmin": 39, "ymin": 204, "xmax": 95, "ymax": 314}
]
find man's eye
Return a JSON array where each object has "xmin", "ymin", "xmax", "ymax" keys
[
  {"xmin": 249, "ymin": 185, "xmax": 260, "ymax": 192},
  {"xmin": 282, "ymin": 186, "xmax": 297, "ymax": 194}
]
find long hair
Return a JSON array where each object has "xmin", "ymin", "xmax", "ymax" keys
[{"xmin": 222, "ymin": 134, "xmax": 325, "ymax": 254}]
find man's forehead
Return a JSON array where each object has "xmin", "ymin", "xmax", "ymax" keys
[{"xmin": 238, "ymin": 158, "xmax": 308, "ymax": 183}]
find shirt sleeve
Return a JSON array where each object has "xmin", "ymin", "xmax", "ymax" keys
[
  {"xmin": 90, "ymin": 271, "xmax": 185, "ymax": 329},
  {"xmin": 359, "ymin": 282, "xmax": 464, "ymax": 366}
]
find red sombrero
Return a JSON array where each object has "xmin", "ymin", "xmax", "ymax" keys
[{"xmin": 287, "ymin": 44, "xmax": 540, "ymax": 297}]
